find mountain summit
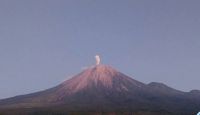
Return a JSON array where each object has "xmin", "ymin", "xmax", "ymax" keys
[
  {"xmin": 61, "ymin": 64, "xmax": 122, "ymax": 93},
  {"xmin": 60, "ymin": 65, "xmax": 145, "ymax": 95}
]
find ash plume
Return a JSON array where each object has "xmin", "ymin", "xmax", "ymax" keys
[{"xmin": 95, "ymin": 55, "xmax": 100, "ymax": 65}]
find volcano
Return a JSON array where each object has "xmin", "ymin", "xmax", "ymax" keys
[{"xmin": 0, "ymin": 65, "xmax": 200, "ymax": 115}]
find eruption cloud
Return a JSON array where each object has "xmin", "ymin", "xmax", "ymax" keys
[{"xmin": 95, "ymin": 55, "xmax": 100, "ymax": 65}]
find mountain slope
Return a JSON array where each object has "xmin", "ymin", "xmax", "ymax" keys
[{"xmin": 54, "ymin": 65, "xmax": 155, "ymax": 102}]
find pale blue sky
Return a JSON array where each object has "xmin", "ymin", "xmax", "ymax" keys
[{"xmin": 0, "ymin": 0, "xmax": 200, "ymax": 99}]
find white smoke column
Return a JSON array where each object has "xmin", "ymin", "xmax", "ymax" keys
[{"xmin": 95, "ymin": 55, "xmax": 100, "ymax": 65}]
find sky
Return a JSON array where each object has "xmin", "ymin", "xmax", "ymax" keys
[{"xmin": 0, "ymin": 0, "xmax": 200, "ymax": 99}]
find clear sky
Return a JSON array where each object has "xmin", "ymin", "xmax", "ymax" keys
[{"xmin": 0, "ymin": 0, "xmax": 200, "ymax": 99}]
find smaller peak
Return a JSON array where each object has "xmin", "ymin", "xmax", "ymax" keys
[
  {"xmin": 188, "ymin": 90, "xmax": 200, "ymax": 96},
  {"xmin": 189, "ymin": 89, "xmax": 200, "ymax": 93}
]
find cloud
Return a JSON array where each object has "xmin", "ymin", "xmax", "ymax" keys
[{"xmin": 81, "ymin": 67, "xmax": 88, "ymax": 70}]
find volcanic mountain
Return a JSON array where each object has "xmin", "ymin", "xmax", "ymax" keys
[
  {"xmin": 0, "ymin": 65, "xmax": 200, "ymax": 115},
  {"xmin": 0, "ymin": 65, "xmax": 154, "ymax": 106}
]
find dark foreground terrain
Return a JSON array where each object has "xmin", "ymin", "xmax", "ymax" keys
[{"xmin": 0, "ymin": 106, "xmax": 199, "ymax": 115}]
